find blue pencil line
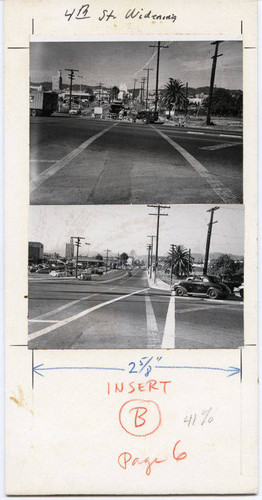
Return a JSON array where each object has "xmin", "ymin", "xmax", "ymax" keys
[
  {"xmin": 35, "ymin": 366, "xmax": 125, "ymax": 371},
  {"xmin": 155, "ymin": 365, "xmax": 237, "ymax": 372}
]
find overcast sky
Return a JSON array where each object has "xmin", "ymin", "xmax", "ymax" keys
[
  {"xmin": 29, "ymin": 205, "xmax": 244, "ymax": 258},
  {"xmin": 30, "ymin": 40, "xmax": 242, "ymax": 91}
]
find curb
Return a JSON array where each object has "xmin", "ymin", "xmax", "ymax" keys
[{"xmin": 146, "ymin": 271, "xmax": 171, "ymax": 291}]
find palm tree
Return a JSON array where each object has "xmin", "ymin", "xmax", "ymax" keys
[
  {"xmin": 164, "ymin": 245, "xmax": 193, "ymax": 278},
  {"xmin": 162, "ymin": 79, "xmax": 185, "ymax": 117}
]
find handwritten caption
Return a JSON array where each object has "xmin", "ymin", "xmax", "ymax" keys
[{"xmin": 65, "ymin": 4, "xmax": 177, "ymax": 23}]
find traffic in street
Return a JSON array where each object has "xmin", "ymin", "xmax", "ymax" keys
[{"xmin": 30, "ymin": 116, "xmax": 243, "ymax": 205}]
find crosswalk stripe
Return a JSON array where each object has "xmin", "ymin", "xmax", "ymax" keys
[
  {"xmin": 151, "ymin": 126, "xmax": 237, "ymax": 203},
  {"xmin": 30, "ymin": 122, "xmax": 119, "ymax": 192},
  {"xmin": 145, "ymin": 292, "xmax": 159, "ymax": 348},
  {"xmin": 161, "ymin": 291, "xmax": 176, "ymax": 348}
]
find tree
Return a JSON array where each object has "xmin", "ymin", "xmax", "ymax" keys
[
  {"xmin": 202, "ymin": 88, "xmax": 243, "ymax": 117},
  {"xmin": 162, "ymin": 78, "xmax": 185, "ymax": 117},
  {"xmin": 111, "ymin": 86, "xmax": 119, "ymax": 100},
  {"xmin": 120, "ymin": 252, "xmax": 129, "ymax": 266},
  {"xmin": 95, "ymin": 254, "xmax": 104, "ymax": 267},
  {"xmin": 208, "ymin": 254, "xmax": 243, "ymax": 281},
  {"xmin": 164, "ymin": 245, "xmax": 193, "ymax": 278}
]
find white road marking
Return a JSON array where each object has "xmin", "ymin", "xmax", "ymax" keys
[
  {"xmin": 29, "ymin": 319, "xmax": 59, "ymax": 323},
  {"xmin": 151, "ymin": 126, "xmax": 237, "ymax": 203},
  {"xmin": 30, "ymin": 122, "xmax": 119, "ymax": 192},
  {"xmin": 30, "ymin": 160, "xmax": 57, "ymax": 163},
  {"xmin": 187, "ymin": 131, "xmax": 205, "ymax": 135},
  {"xmin": 219, "ymin": 134, "xmax": 242, "ymax": 139},
  {"xmin": 28, "ymin": 287, "xmax": 149, "ymax": 341},
  {"xmin": 200, "ymin": 142, "xmax": 240, "ymax": 151},
  {"xmin": 145, "ymin": 292, "xmax": 159, "ymax": 348},
  {"xmin": 161, "ymin": 291, "xmax": 175, "ymax": 349},
  {"xmin": 176, "ymin": 305, "xmax": 221, "ymax": 314}
]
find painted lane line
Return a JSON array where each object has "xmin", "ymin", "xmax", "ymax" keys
[
  {"xmin": 30, "ymin": 122, "xmax": 119, "ymax": 192},
  {"xmin": 145, "ymin": 292, "xmax": 159, "ymax": 348},
  {"xmin": 219, "ymin": 134, "xmax": 242, "ymax": 139},
  {"xmin": 200, "ymin": 142, "xmax": 240, "ymax": 151},
  {"xmin": 29, "ymin": 319, "xmax": 59, "ymax": 323},
  {"xmin": 30, "ymin": 160, "xmax": 57, "ymax": 163},
  {"xmin": 28, "ymin": 287, "xmax": 149, "ymax": 341},
  {"xmin": 151, "ymin": 125, "xmax": 237, "ymax": 203},
  {"xmin": 187, "ymin": 131, "xmax": 205, "ymax": 135},
  {"xmin": 176, "ymin": 305, "xmax": 222, "ymax": 314},
  {"xmin": 161, "ymin": 291, "xmax": 175, "ymax": 349}
]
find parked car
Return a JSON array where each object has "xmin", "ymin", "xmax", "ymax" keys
[
  {"xmin": 36, "ymin": 268, "xmax": 50, "ymax": 274},
  {"xmin": 78, "ymin": 270, "xmax": 92, "ymax": 281},
  {"xmin": 173, "ymin": 275, "xmax": 231, "ymax": 299},
  {"xmin": 91, "ymin": 267, "xmax": 103, "ymax": 275},
  {"xmin": 238, "ymin": 283, "xmax": 244, "ymax": 299}
]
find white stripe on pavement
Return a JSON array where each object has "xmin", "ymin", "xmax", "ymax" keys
[
  {"xmin": 30, "ymin": 160, "xmax": 57, "ymax": 163},
  {"xmin": 28, "ymin": 287, "xmax": 149, "ymax": 341},
  {"xmin": 145, "ymin": 292, "xmax": 159, "ymax": 348},
  {"xmin": 151, "ymin": 126, "xmax": 237, "ymax": 203},
  {"xmin": 187, "ymin": 131, "xmax": 205, "ymax": 135},
  {"xmin": 219, "ymin": 134, "xmax": 242, "ymax": 139},
  {"xmin": 29, "ymin": 319, "xmax": 60, "ymax": 323},
  {"xmin": 200, "ymin": 142, "xmax": 240, "ymax": 151},
  {"xmin": 30, "ymin": 122, "xmax": 119, "ymax": 192},
  {"xmin": 161, "ymin": 291, "xmax": 176, "ymax": 349}
]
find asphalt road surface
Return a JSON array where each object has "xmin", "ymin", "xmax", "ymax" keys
[
  {"xmin": 30, "ymin": 116, "xmax": 243, "ymax": 205},
  {"xmin": 28, "ymin": 269, "xmax": 243, "ymax": 349}
]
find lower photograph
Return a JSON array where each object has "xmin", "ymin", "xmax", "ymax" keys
[{"xmin": 28, "ymin": 204, "xmax": 244, "ymax": 349}]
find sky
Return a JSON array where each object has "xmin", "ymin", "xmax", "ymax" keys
[
  {"xmin": 30, "ymin": 40, "xmax": 242, "ymax": 91},
  {"xmin": 29, "ymin": 205, "xmax": 244, "ymax": 258}
]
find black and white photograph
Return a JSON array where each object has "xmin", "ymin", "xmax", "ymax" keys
[
  {"xmin": 30, "ymin": 40, "xmax": 243, "ymax": 205},
  {"xmin": 28, "ymin": 204, "xmax": 244, "ymax": 350}
]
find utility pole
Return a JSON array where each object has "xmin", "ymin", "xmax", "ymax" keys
[
  {"xmin": 140, "ymin": 77, "xmax": 146, "ymax": 105},
  {"xmin": 185, "ymin": 82, "xmax": 188, "ymax": 115},
  {"xmin": 148, "ymin": 204, "xmax": 170, "ymax": 283},
  {"xmin": 133, "ymin": 79, "xmax": 137, "ymax": 101},
  {"xmin": 170, "ymin": 243, "xmax": 175, "ymax": 287},
  {"xmin": 149, "ymin": 42, "xmax": 169, "ymax": 120},
  {"xmin": 206, "ymin": 41, "xmax": 223, "ymax": 126},
  {"xmin": 147, "ymin": 244, "xmax": 152, "ymax": 270},
  {"xmin": 104, "ymin": 249, "xmax": 111, "ymax": 273},
  {"xmin": 147, "ymin": 235, "xmax": 156, "ymax": 279},
  {"xmin": 143, "ymin": 68, "xmax": 154, "ymax": 109},
  {"xmin": 71, "ymin": 236, "xmax": 85, "ymax": 278},
  {"xmin": 203, "ymin": 207, "xmax": 220, "ymax": 275},
  {"xmin": 96, "ymin": 82, "xmax": 104, "ymax": 106},
  {"xmin": 85, "ymin": 242, "xmax": 90, "ymax": 259},
  {"xmin": 187, "ymin": 248, "xmax": 191, "ymax": 276},
  {"xmin": 65, "ymin": 68, "xmax": 79, "ymax": 111}
]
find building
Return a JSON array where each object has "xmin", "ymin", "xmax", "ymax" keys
[
  {"xmin": 52, "ymin": 70, "xmax": 63, "ymax": 92},
  {"xmin": 65, "ymin": 238, "xmax": 74, "ymax": 260},
  {"xmin": 29, "ymin": 242, "xmax": 44, "ymax": 263}
]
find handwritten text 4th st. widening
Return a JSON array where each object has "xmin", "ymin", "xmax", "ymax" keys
[{"xmin": 65, "ymin": 5, "xmax": 177, "ymax": 23}]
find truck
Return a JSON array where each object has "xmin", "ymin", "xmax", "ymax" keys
[{"xmin": 30, "ymin": 90, "xmax": 58, "ymax": 117}]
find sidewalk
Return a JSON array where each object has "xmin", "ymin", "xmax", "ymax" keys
[{"xmin": 146, "ymin": 271, "xmax": 171, "ymax": 291}]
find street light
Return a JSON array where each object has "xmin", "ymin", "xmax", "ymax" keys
[
  {"xmin": 78, "ymin": 75, "xmax": 83, "ymax": 108},
  {"xmin": 85, "ymin": 242, "xmax": 91, "ymax": 258}
]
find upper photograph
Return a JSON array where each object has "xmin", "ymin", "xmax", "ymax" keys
[{"xmin": 30, "ymin": 40, "xmax": 243, "ymax": 205}]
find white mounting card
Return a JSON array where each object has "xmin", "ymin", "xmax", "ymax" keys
[{"xmin": 4, "ymin": 0, "xmax": 257, "ymax": 495}]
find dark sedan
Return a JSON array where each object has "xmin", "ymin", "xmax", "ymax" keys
[{"xmin": 173, "ymin": 275, "xmax": 231, "ymax": 299}]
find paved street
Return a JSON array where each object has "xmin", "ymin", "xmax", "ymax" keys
[
  {"xmin": 30, "ymin": 116, "xmax": 243, "ymax": 205},
  {"xmin": 28, "ymin": 269, "xmax": 243, "ymax": 349},
  {"xmin": 175, "ymin": 296, "xmax": 243, "ymax": 348}
]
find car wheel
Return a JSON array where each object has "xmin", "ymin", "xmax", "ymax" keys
[
  {"xmin": 240, "ymin": 289, "xmax": 244, "ymax": 299},
  {"xmin": 175, "ymin": 286, "xmax": 186, "ymax": 296},
  {"xmin": 31, "ymin": 109, "xmax": 37, "ymax": 117},
  {"xmin": 208, "ymin": 288, "xmax": 219, "ymax": 299}
]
